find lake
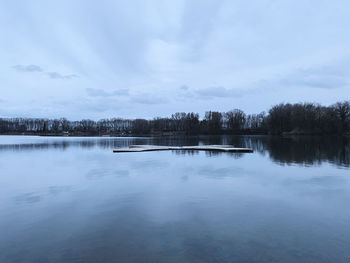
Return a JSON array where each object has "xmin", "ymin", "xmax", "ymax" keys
[{"xmin": 0, "ymin": 135, "xmax": 349, "ymax": 263}]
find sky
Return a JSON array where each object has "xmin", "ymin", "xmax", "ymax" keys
[{"xmin": 0, "ymin": 0, "xmax": 350, "ymax": 120}]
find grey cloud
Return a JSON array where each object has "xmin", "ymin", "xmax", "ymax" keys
[
  {"xmin": 129, "ymin": 93, "xmax": 168, "ymax": 105},
  {"xmin": 47, "ymin": 72, "xmax": 78, "ymax": 80},
  {"xmin": 193, "ymin": 85, "xmax": 264, "ymax": 100},
  {"xmin": 177, "ymin": 85, "xmax": 194, "ymax": 100},
  {"xmin": 180, "ymin": 85, "xmax": 189, "ymax": 91},
  {"xmin": 278, "ymin": 69, "xmax": 348, "ymax": 89},
  {"xmin": 86, "ymin": 88, "xmax": 105, "ymax": 97},
  {"xmin": 264, "ymin": 60, "xmax": 350, "ymax": 90},
  {"xmin": 13, "ymin": 64, "xmax": 42, "ymax": 72},
  {"xmin": 86, "ymin": 88, "xmax": 129, "ymax": 97},
  {"xmin": 112, "ymin": 89, "xmax": 129, "ymax": 96},
  {"xmin": 195, "ymin": 86, "xmax": 244, "ymax": 99},
  {"xmin": 80, "ymin": 99, "xmax": 121, "ymax": 113},
  {"xmin": 86, "ymin": 88, "xmax": 110, "ymax": 97},
  {"xmin": 51, "ymin": 97, "xmax": 123, "ymax": 114},
  {"xmin": 12, "ymin": 64, "xmax": 78, "ymax": 80}
]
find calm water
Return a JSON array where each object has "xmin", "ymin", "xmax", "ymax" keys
[{"xmin": 0, "ymin": 135, "xmax": 349, "ymax": 263}]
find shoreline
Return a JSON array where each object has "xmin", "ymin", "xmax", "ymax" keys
[{"xmin": 0, "ymin": 133, "xmax": 348, "ymax": 138}]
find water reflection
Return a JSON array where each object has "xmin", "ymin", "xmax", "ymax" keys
[
  {"xmin": 86, "ymin": 169, "xmax": 129, "ymax": 180},
  {"xmin": 197, "ymin": 166, "xmax": 244, "ymax": 179},
  {"xmin": 0, "ymin": 135, "xmax": 349, "ymax": 167},
  {"xmin": 13, "ymin": 186, "xmax": 74, "ymax": 205},
  {"xmin": 14, "ymin": 192, "xmax": 41, "ymax": 204},
  {"xmin": 1, "ymin": 135, "xmax": 350, "ymax": 263},
  {"xmin": 263, "ymin": 136, "xmax": 350, "ymax": 167}
]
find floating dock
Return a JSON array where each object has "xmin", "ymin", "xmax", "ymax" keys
[{"xmin": 113, "ymin": 145, "xmax": 253, "ymax": 153}]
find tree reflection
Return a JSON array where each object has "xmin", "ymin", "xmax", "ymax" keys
[{"xmin": 0, "ymin": 135, "xmax": 349, "ymax": 167}]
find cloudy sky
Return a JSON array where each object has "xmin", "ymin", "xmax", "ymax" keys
[{"xmin": 1, "ymin": 0, "xmax": 350, "ymax": 120}]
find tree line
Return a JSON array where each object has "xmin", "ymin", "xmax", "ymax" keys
[{"xmin": 0, "ymin": 101, "xmax": 349, "ymax": 136}]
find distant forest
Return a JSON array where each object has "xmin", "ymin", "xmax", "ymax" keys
[{"xmin": 1, "ymin": 101, "xmax": 349, "ymax": 136}]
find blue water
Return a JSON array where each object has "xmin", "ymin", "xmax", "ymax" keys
[{"xmin": 0, "ymin": 135, "xmax": 349, "ymax": 262}]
